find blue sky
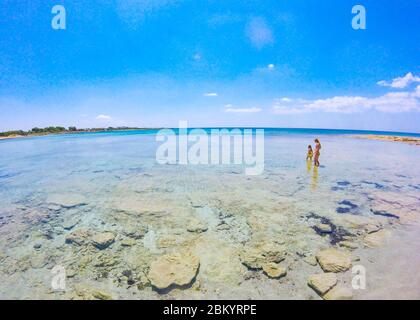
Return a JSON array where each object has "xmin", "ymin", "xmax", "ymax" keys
[{"xmin": 0, "ymin": 0, "xmax": 419, "ymax": 132}]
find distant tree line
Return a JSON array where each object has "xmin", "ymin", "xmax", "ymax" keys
[
  {"xmin": 0, "ymin": 126, "xmax": 148, "ymax": 137},
  {"xmin": 0, "ymin": 130, "xmax": 28, "ymax": 137},
  {"xmin": 30, "ymin": 126, "xmax": 67, "ymax": 133}
]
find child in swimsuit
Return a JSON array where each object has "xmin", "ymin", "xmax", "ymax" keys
[{"xmin": 306, "ymin": 145, "xmax": 313, "ymax": 161}]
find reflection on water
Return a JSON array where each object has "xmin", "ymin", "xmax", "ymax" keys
[
  {"xmin": 306, "ymin": 159, "xmax": 318, "ymax": 190},
  {"xmin": 0, "ymin": 132, "xmax": 419, "ymax": 299},
  {"xmin": 311, "ymin": 164, "xmax": 319, "ymax": 190},
  {"xmin": 306, "ymin": 159, "xmax": 312, "ymax": 174}
]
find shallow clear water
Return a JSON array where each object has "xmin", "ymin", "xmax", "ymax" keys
[{"xmin": 0, "ymin": 131, "xmax": 419, "ymax": 299}]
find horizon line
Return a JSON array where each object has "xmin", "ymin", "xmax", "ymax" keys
[{"xmin": 1, "ymin": 126, "xmax": 419, "ymax": 136}]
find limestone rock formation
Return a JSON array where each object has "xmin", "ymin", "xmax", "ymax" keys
[
  {"xmin": 262, "ymin": 263, "xmax": 287, "ymax": 279},
  {"xmin": 316, "ymin": 223, "xmax": 332, "ymax": 233},
  {"xmin": 316, "ymin": 248, "xmax": 351, "ymax": 272},
  {"xmin": 363, "ymin": 229, "xmax": 392, "ymax": 248},
  {"xmin": 148, "ymin": 251, "xmax": 200, "ymax": 291},
  {"xmin": 308, "ymin": 273, "xmax": 338, "ymax": 295},
  {"xmin": 187, "ymin": 219, "xmax": 208, "ymax": 233},
  {"xmin": 240, "ymin": 242, "xmax": 286, "ymax": 269},
  {"xmin": 47, "ymin": 194, "xmax": 87, "ymax": 209},
  {"xmin": 323, "ymin": 286, "xmax": 353, "ymax": 300},
  {"xmin": 65, "ymin": 228, "xmax": 91, "ymax": 246},
  {"xmin": 339, "ymin": 241, "xmax": 358, "ymax": 250},
  {"xmin": 91, "ymin": 232, "xmax": 116, "ymax": 249}
]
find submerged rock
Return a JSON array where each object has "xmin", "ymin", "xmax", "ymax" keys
[
  {"xmin": 262, "ymin": 263, "xmax": 287, "ymax": 279},
  {"xmin": 187, "ymin": 219, "xmax": 208, "ymax": 233},
  {"xmin": 369, "ymin": 197, "xmax": 401, "ymax": 219},
  {"xmin": 336, "ymin": 207, "xmax": 351, "ymax": 214},
  {"xmin": 65, "ymin": 228, "xmax": 91, "ymax": 246},
  {"xmin": 66, "ymin": 268, "xmax": 76, "ymax": 278},
  {"xmin": 336, "ymin": 200, "xmax": 359, "ymax": 214},
  {"xmin": 47, "ymin": 194, "xmax": 87, "ymax": 209},
  {"xmin": 47, "ymin": 203, "xmax": 62, "ymax": 211},
  {"xmin": 371, "ymin": 210, "xmax": 400, "ymax": 219},
  {"xmin": 62, "ymin": 218, "xmax": 80, "ymax": 230},
  {"xmin": 315, "ymin": 223, "xmax": 332, "ymax": 234},
  {"xmin": 339, "ymin": 241, "xmax": 358, "ymax": 250},
  {"xmin": 30, "ymin": 253, "xmax": 48, "ymax": 269},
  {"xmin": 323, "ymin": 286, "xmax": 353, "ymax": 300},
  {"xmin": 338, "ymin": 200, "xmax": 358, "ymax": 209},
  {"xmin": 308, "ymin": 273, "xmax": 338, "ymax": 296},
  {"xmin": 316, "ymin": 248, "xmax": 352, "ymax": 273},
  {"xmin": 93, "ymin": 253, "xmax": 119, "ymax": 268},
  {"xmin": 240, "ymin": 242, "xmax": 286, "ymax": 269},
  {"xmin": 156, "ymin": 234, "xmax": 190, "ymax": 249},
  {"xmin": 363, "ymin": 229, "xmax": 392, "ymax": 248},
  {"xmin": 91, "ymin": 232, "xmax": 116, "ymax": 249},
  {"xmin": 368, "ymin": 191, "xmax": 419, "ymax": 223},
  {"xmin": 23, "ymin": 210, "xmax": 52, "ymax": 224},
  {"xmin": 92, "ymin": 290, "xmax": 113, "ymax": 300},
  {"xmin": 342, "ymin": 215, "xmax": 381, "ymax": 234},
  {"xmin": 148, "ymin": 251, "xmax": 200, "ymax": 291},
  {"xmin": 121, "ymin": 238, "xmax": 136, "ymax": 247},
  {"xmin": 33, "ymin": 242, "xmax": 42, "ymax": 250},
  {"xmin": 72, "ymin": 284, "xmax": 113, "ymax": 300},
  {"xmin": 303, "ymin": 256, "xmax": 318, "ymax": 266},
  {"xmin": 337, "ymin": 181, "xmax": 351, "ymax": 187},
  {"xmin": 306, "ymin": 212, "xmax": 352, "ymax": 245},
  {"xmin": 122, "ymin": 225, "xmax": 148, "ymax": 240},
  {"xmin": 193, "ymin": 237, "xmax": 247, "ymax": 286}
]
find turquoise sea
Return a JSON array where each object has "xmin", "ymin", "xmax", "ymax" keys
[{"xmin": 0, "ymin": 128, "xmax": 419, "ymax": 299}]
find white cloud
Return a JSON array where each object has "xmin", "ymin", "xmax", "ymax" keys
[
  {"xmin": 268, "ymin": 64, "xmax": 275, "ymax": 70},
  {"xmin": 271, "ymin": 74, "xmax": 420, "ymax": 114},
  {"xmin": 246, "ymin": 17, "xmax": 274, "ymax": 49},
  {"xmin": 225, "ymin": 107, "xmax": 262, "ymax": 113},
  {"xmin": 193, "ymin": 53, "xmax": 202, "ymax": 61},
  {"xmin": 280, "ymin": 97, "xmax": 292, "ymax": 102},
  {"xmin": 273, "ymin": 105, "xmax": 305, "ymax": 115},
  {"xmin": 368, "ymin": 91, "xmax": 419, "ymax": 113},
  {"xmin": 272, "ymin": 86, "xmax": 420, "ymax": 114},
  {"xmin": 377, "ymin": 72, "xmax": 420, "ymax": 89},
  {"xmin": 303, "ymin": 96, "xmax": 370, "ymax": 113},
  {"xmin": 96, "ymin": 114, "xmax": 112, "ymax": 120},
  {"xmin": 413, "ymin": 85, "xmax": 420, "ymax": 98},
  {"xmin": 204, "ymin": 92, "xmax": 218, "ymax": 97}
]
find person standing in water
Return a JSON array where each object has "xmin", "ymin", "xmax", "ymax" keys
[
  {"xmin": 306, "ymin": 145, "xmax": 313, "ymax": 161},
  {"xmin": 314, "ymin": 138, "xmax": 321, "ymax": 167}
]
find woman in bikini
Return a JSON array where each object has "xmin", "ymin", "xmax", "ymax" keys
[{"xmin": 314, "ymin": 138, "xmax": 321, "ymax": 167}]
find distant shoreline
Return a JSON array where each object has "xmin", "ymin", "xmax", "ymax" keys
[
  {"xmin": 349, "ymin": 134, "xmax": 420, "ymax": 146},
  {"xmin": 0, "ymin": 127, "xmax": 159, "ymax": 141}
]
